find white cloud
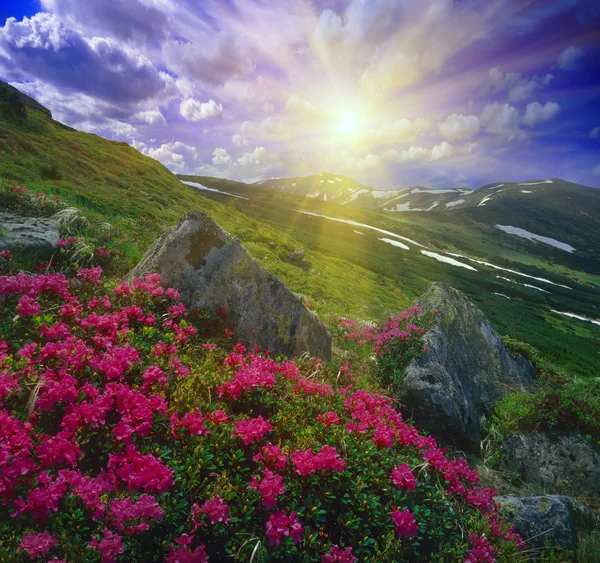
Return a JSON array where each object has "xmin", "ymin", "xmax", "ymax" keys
[
  {"xmin": 488, "ymin": 67, "xmax": 553, "ymax": 102},
  {"xmin": 284, "ymin": 94, "xmax": 320, "ymax": 118},
  {"xmin": 480, "ymin": 103, "xmax": 523, "ymax": 140},
  {"xmin": 522, "ymin": 101, "xmax": 560, "ymax": 126},
  {"xmin": 355, "ymin": 153, "xmax": 382, "ymax": 170},
  {"xmin": 259, "ymin": 117, "xmax": 291, "ymax": 140},
  {"xmin": 439, "ymin": 113, "xmax": 479, "ymax": 141},
  {"xmin": 382, "ymin": 142, "xmax": 454, "ymax": 163},
  {"xmin": 237, "ymin": 146, "xmax": 267, "ymax": 166},
  {"xmin": 557, "ymin": 46, "xmax": 584, "ymax": 70},
  {"xmin": 430, "ymin": 141, "xmax": 455, "ymax": 162},
  {"xmin": 463, "ymin": 141, "xmax": 478, "ymax": 154},
  {"xmin": 365, "ymin": 118, "xmax": 417, "ymax": 145},
  {"xmin": 232, "ymin": 134, "xmax": 249, "ymax": 147},
  {"xmin": 590, "ymin": 127, "xmax": 600, "ymax": 139},
  {"xmin": 180, "ymin": 98, "xmax": 223, "ymax": 121},
  {"xmin": 593, "ymin": 164, "xmax": 600, "ymax": 178},
  {"xmin": 133, "ymin": 109, "xmax": 167, "ymax": 126},
  {"xmin": 134, "ymin": 140, "xmax": 198, "ymax": 171},
  {"xmin": 212, "ymin": 148, "xmax": 231, "ymax": 165}
]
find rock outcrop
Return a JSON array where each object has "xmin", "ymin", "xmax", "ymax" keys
[
  {"xmin": 397, "ymin": 282, "xmax": 535, "ymax": 448},
  {"xmin": 495, "ymin": 495, "xmax": 596, "ymax": 551},
  {"xmin": 129, "ymin": 211, "xmax": 331, "ymax": 360},
  {"xmin": 0, "ymin": 212, "xmax": 60, "ymax": 259},
  {"xmin": 284, "ymin": 248, "xmax": 311, "ymax": 271},
  {"xmin": 499, "ymin": 432, "xmax": 600, "ymax": 500}
]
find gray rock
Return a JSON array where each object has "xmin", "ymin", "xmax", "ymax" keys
[
  {"xmin": 0, "ymin": 212, "xmax": 60, "ymax": 259},
  {"xmin": 285, "ymin": 248, "xmax": 311, "ymax": 271},
  {"xmin": 397, "ymin": 282, "xmax": 535, "ymax": 448},
  {"xmin": 495, "ymin": 495, "xmax": 597, "ymax": 551},
  {"xmin": 267, "ymin": 241, "xmax": 276, "ymax": 249},
  {"xmin": 500, "ymin": 432, "xmax": 600, "ymax": 499},
  {"xmin": 129, "ymin": 211, "xmax": 331, "ymax": 360}
]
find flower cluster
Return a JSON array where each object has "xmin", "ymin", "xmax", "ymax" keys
[
  {"xmin": 391, "ymin": 508, "xmax": 419, "ymax": 538},
  {"xmin": 291, "ymin": 445, "xmax": 346, "ymax": 476},
  {"xmin": 265, "ymin": 510, "xmax": 304, "ymax": 546}
]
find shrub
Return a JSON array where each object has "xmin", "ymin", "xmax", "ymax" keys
[{"xmin": 0, "ymin": 269, "xmax": 524, "ymax": 561}]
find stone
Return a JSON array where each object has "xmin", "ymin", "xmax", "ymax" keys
[
  {"xmin": 285, "ymin": 248, "xmax": 311, "ymax": 271},
  {"xmin": 499, "ymin": 432, "xmax": 600, "ymax": 500},
  {"xmin": 129, "ymin": 211, "xmax": 331, "ymax": 360},
  {"xmin": 397, "ymin": 282, "xmax": 535, "ymax": 448},
  {"xmin": 267, "ymin": 241, "xmax": 276, "ymax": 249},
  {"xmin": 0, "ymin": 212, "xmax": 60, "ymax": 259},
  {"xmin": 494, "ymin": 495, "xmax": 596, "ymax": 551}
]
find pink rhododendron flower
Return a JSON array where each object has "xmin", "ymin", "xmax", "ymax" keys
[
  {"xmin": 265, "ymin": 510, "xmax": 304, "ymax": 546},
  {"xmin": 253, "ymin": 443, "xmax": 287, "ymax": 471},
  {"xmin": 88, "ymin": 528, "xmax": 124, "ymax": 562},
  {"xmin": 207, "ymin": 409, "xmax": 229, "ymax": 425},
  {"xmin": 317, "ymin": 411, "xmax": 340, "ymax": 427},
  {"xmin": 464, "ymin": 534, "xmax": 496, "ymax": 562},
  {"xmin": 391, "ymin": 508, "xmax": 419, "ymax": 537},
  {"xmin": 17, "ymin": 295, "xmax": 41, "ymax": 316},
  {"xmin": 232, "ymin": 416, "xmax": 273, "ymax": 445},
  {"xmin": 192, "ymin": 495, "xmax": 231, "ymax": 527},
  {"xmin": 391, "ymin": 463, "xmax": 417, "ymax": 491},
  {"xmin": 18, "ymin": 531, "xmax": 59, "ymax": 559},
  {"xmin": 108, "ymin": 494, "xmax": 165, "ymax": 533},
  {"xmin": 291, "ymin": 445, "xmax": 346, "ymax": 476},
  {"xmin": 0, "ymin": 249, "xmax": 10, "ymax": 259},
  {"xmin": 108, "ymin": 446, "xmax": 174, "ymax": 493},
  {"xmin": 166, "ymin": 542, "xmax": 208, "ymax": 563},
  {"xmin": 322, "ymin": 545, "xmax": 357, "ymax": 563},
  {"xmin": 249, "ymin": 468, "xmax": 285, "ymax": 508}
]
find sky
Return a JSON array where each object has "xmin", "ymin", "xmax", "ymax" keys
[{"xmin": 1, "ymin": 0, "xmax": 600, "ymax": 189}]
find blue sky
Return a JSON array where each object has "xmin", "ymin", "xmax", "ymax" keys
[{"xmin": 1, "ymin": 0, "xmax": 599, "ymax": 189}]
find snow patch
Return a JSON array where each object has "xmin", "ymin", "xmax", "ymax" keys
[
  {"xmin": 494, "ymin": 293, "xmax": 511, "ymax": 300},
  {"xmin": 551, "ymin": 310, "xmax": 600, "ymax": 327},
  {"xmin": 519, "ymin": 180, "xmax": 553, "ymax": 186},
  {"xmin": 354, "ymin": 230, "xmax": 365, "ymax": 235},
  {"xmin": 425, "ymin": 202, "xmax": 439, "ymax": 211},
  {"xmin": 379, "ymin": 238, "xmax": 410, "ymax": 250},
  {"xmin": 478, "ymin": 195, "xmax": 492, "ymax": 207},
  {"xmin": 182, "ymin": 181, "xmax": 249, "ymax": 200},
  {"xmin": 292, "ymin": 182, "xmax": 296, "ymax": 187},
  {"xmin": 445, "ymin": 199, "xmax": 465, "ymax": 208},
  {"xmin": 297, "ymin": 211, "xmax": 426, "ymax": 247},
  {"xmin": 487, "ymin": 184, "xmax": 504, "ymax": 190},
  {"xmin": 421, "ymin": 251, "xmax": 477, "ymax": 271},
  {"xmin": 496, "ymin": 225, "xmax": 576, "ymax": 253},
  {"xmin": 347, "ymin": 189, "xmax": 369, "ymax": 203},
  {"xmin": 520, "ymin": 190, "xmax": 533, "ymax": 194},
  {"xmin": 446, "ymin": 253, "xmax": 571, "ymax": 289}
]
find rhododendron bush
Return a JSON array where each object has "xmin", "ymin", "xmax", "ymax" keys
[{"xmin": 0, "ymin": 268, "xmax": 524, "ymax": 562}]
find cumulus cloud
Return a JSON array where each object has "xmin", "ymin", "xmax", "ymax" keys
[
  {"xmin": 522, "ymin": 101, "xmax": 560, "ymax": 126},
  {"xmin": 212, "ymin": 148, "xmax": 231, "ymax": 165},
  {"xmin": 259, "ymin": 117, "xmax": 291, "ymax": 140},
  {"xmin": 463, "ymin": 141, "xmax": 478, "ymax": 154},
  {"xmin": 284, "ymin": 95, "xmax": 320, "ymax": 118},
  {"xmin": 355, "ymin": 153, "xmax": 382, "ymax": 170},
  {"xmin": 232, "ymin": 134, "xmax": 249, "ymax": 147},
  {"xmin": 439, "ymin": 114, "xmax": 479, "ymax": 141},
  {"xmin": 480, "ymin": 103, "xmax": 524, "ymax": 140},
  {"xmin": 40, "ymin": 0, "xmax": 172, "ymax": 43},
  {"xmin": 180, "ymin": 98, "xmax": 223, "ymax": 121},
  {"xmin": 365, "ymin": 118, "xmax": 417, "ymax": 145},
  {"xmin": 133, "ymin": 140, "xmax": 198, "ymax": 171},
  {"xmin": 557, "ymin": 46, "xmax": 584, "ymax": 70},
  {"xmin": 0, "ymin": 14, "xmax": 167, "ymax": 104},
  {"xmin": 133, "ymin": 109, "xmax": 167, "ymax": 126},
  {"xmin": 487, "ymin": 67, "xmax": 553, "ymax": 102},
  {"xmin": 237, "ymin": 147, "xmax": 267, "ymax": 167},
  {"xmin": 162, "ymin": 35, "xmax": 254, "ymax": 87},
  {"xmin": 382, "ymin": 142, "xmax": 454, "ymax": 163}
]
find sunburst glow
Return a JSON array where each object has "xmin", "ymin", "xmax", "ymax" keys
[{"xmin": 339, "ymin": 112, "xmax": 361, "ymax": 135}]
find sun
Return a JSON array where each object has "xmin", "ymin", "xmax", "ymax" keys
[{"xmin": 339, "ymin": 112, "xmax": 361, "ymax": 135}]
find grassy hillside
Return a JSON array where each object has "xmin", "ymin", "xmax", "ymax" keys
[{"xmin": 1, "ymin": 102, "xmax": 599, "ymax": 379}]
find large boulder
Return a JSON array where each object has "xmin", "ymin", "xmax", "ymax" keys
[
  {"xmin": 0, "ymin": 212, "xmax": 60, "ymax": 259},
  {"xmin": 397, "ymin": 282, "xmax": 535, "ymax": 448},
  {"xmin": 129, "ymin": 211, "xmax": 331, "ymax": 360},
  {"xmin": 495, "ymin": 495, "xmax": 597, "ymax": 551},
  {"xmin": 499, "ymin": 432, "xmax": 600, "ymax": 500}
]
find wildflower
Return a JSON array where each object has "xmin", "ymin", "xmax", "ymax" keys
[
  {"xmin": 192, "ymin": 496, "xmax": 231, "ymax": 527},
  {"xmin": 166, "ymin": 542, "xmax": 208, "ymax": 563},
  {"xmin": 140, "ymin": 216, "xmax": 146, "ymax": 221},
  {"xmin": 249, "ymin": 468, "xmax": 285, "ymax": 508},
  {"xmin": 0, "ymin": 249, "xmax": 10, "ymax": 259},
  {"xmin": 108, "ymin": 494, "xmax": 165, "ymax": 533},
  {"xmin": 322, "ymin": 545, "xmax": 357, "ymax": 563},
  {"xmin": 108, "ymin": 446, "xmax": 174, "ymax": 493},
  {"xmin": 17, "ymin": 295, "xmax": 41, "ymax": 316},
  {"xmin": 18, "ymin": 531, "xmax": 59, "ymax": 559},
  {"xmin": 207, "ymin": 409, "xmax": 229, "ymax": 425},
  {"xmin": 265, "ymin": 511, "xmax": 304, "ymax": 546},
  {"xmin": 464, "ymin": 535, "xmax": 495, "ymax": 563},
  {"xmin": 391, "ymin": 463, "xmax": 417, "ymax": 491},
  {"xmin": 253, "ymin": 443, "xmax": 287, "ymax": 471},
  {"xmin": 88, "ymin": 528, "xmax": 124, "ymax": 562},
  {"xmin": 391, "ymin": 508, "xmax": 419, "ymax": 537},
  {"xmin": 232, "ymin": 416, "xmax": 273, "ymax": 445},
  {"xmin": 291, "ymin": 445, "xmax": 345, "ymax": 475},
  {"xmin": 171, "ymin": 410, "xmax": 209, "ymax": 437},
  {"xmin": 317, "ymin": 411, "xmax": 341, "ymax": 427}
]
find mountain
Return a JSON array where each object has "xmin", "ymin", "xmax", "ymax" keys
[{"xmin": 0, "ymin": 79, "xmax": 52, "ymax": 119}]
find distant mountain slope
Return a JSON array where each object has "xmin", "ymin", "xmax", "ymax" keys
[{"xmin": 0, "ymin": 79, "xmax": 52, "ymax": 119}]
